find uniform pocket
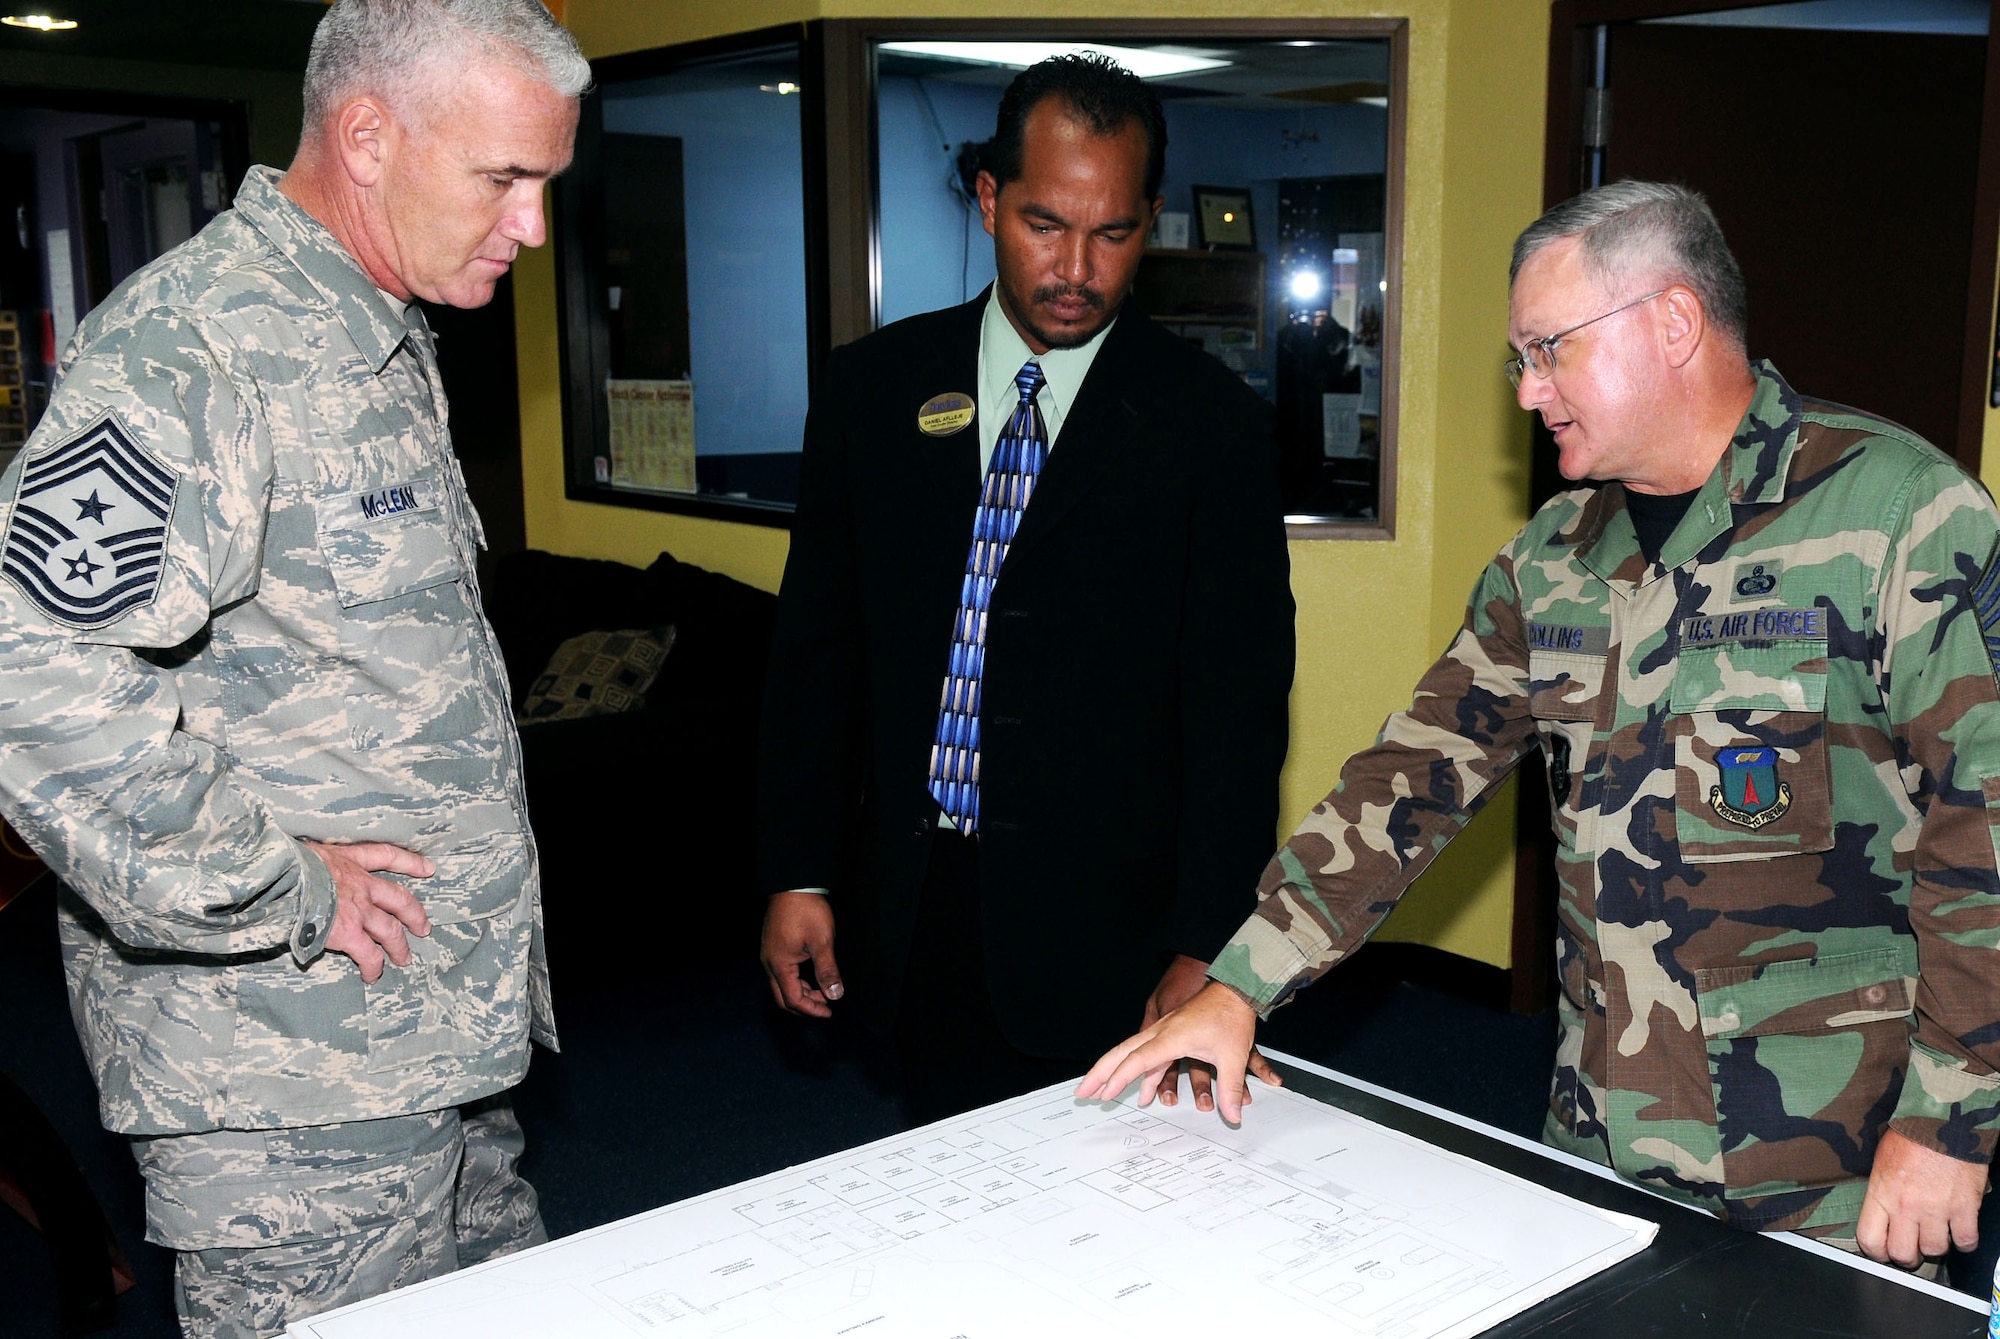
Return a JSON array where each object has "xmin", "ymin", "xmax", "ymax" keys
[
  {"xmin": 1529, "ymin": 648, "xmax": 1606, "ymax": 848},
  {"xmin": 1694, "ymin": 946, "xmax": 1915, "ymax": 1228},
  {"xmin": 364, "ymin": 902, "xmax": 532, "ymax": 1073},
  {"xmin": 311, "ymin": 477, "xmax": 461, "ymax": 610},
  {"xmin": 420, "ymin": 828, "xmax": 533, "ymax": 924},
  {"xmin": 1670, "ymin": 641, "xmax": 1833, "ymax": 862}
]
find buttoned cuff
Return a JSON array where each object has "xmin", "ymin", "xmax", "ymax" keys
[
  {"xmin": 1888, "ymin": 1042, "xmax": 2000, "ymax": 1163},
  {"xmin": 1205, "ymin": 914, "xmax": 1328, "ymax": 1018},
  {"xmin": 288, "ymin": 841, "xmax": 338, "ymax": 966}
]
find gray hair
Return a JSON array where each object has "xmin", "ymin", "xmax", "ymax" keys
[
  {"xmin": 1511, "ymin": 180, "xmax": 1748, "ymax": 350},
  {"xmin": 302, "ymin": 0, "xmax": 591, "ymax": 136}
]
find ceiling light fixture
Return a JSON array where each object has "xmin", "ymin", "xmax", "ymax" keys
[
  {"xmin": 879, "ymin": 41, "xmax": 1228, "ymax": 80},
  {"xmin": 2, "ymin": 13, "xmax": 77, "ymax": 30}
]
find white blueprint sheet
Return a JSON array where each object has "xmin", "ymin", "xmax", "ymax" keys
[{"xmin": 289, "ymin": 1078, "xmax": 1656, "ymax": 1339}]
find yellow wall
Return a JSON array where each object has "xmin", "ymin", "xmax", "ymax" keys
[{"xmin": 527, "ymin": 0, "xmax": 1553, "ymax": 968}]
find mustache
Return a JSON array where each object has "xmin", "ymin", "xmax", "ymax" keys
[{"xmin": 1031, "ymin": 284, "xmax": 1105, "ymax": 311}]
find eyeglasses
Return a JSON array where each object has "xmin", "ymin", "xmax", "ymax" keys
[{"xmin": 1505, "ymin": 289, "xmax": 1666, "ymax": 388}]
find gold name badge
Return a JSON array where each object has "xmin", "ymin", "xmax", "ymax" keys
[{"xmin": 917, "ymin": 391, "xmax": 976, "ymax": 437}]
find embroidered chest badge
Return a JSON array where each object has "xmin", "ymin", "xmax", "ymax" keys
[
  {"xmin": 1731, "ymin": 561, "xmax": 1781, "ymax": 601},
  {"xmin": 1, "ymin": 415, "xmax": 177, "ymax": 629},
  {"xmin": 1710, "ymin": 746, "xmax": 1792, "ymax": 829}
]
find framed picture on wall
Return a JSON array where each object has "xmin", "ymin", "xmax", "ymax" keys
[{"xmin": 1193, "ymin": 185, "xmax": 1255, "ymax": 250}]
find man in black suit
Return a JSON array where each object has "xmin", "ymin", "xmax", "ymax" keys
[{"xmin": 757, "ymin": 55, "xmax": 1294, "ymax": 1122}]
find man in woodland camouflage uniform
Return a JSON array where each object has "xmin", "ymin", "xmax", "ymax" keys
[
  {"xmin": 1083, "ymin": 181, "xmax": 2000, "ymax": 1271},
  {"xmin": 0, "ymin": 2, "xmax": 586, "ymax": 1333}
]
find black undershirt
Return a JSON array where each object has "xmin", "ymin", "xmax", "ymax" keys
[{"xmin": 1624, "ymin": 485, "xmax": 1701, "ymax": 564}]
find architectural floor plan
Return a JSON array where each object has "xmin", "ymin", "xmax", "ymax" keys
[{"xmin": 290, "ymin": 1077, "xmax": 1655, "ymax": 1338}]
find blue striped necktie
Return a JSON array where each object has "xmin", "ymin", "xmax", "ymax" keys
[{"xmin": 927, "ymin": 360, "xmax": 1048, "ymax": 834}]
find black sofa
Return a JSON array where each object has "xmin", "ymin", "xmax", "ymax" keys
[{"xmin": 484, "ymin": 549, "xmax": 777, "ymax": 986}]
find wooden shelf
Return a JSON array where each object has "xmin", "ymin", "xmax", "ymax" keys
[{"xmin": 1132, "ymin": 249, "xmax": 1266, "ymax": 347}]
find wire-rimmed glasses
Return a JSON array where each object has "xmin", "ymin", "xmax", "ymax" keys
[{"xmin": 1505, "ymin": 289, "xmax": 1666, "ymax": 388}]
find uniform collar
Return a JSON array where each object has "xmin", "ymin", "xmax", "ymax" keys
[
  {"xmin": 1714, "ymin": 360, "xmax": 1802, "ymax": 508},
  {"xmin": 232, "ymin": 165, "xmax": 414, "ymax": 375},
  {"xmin": 1558, "ymin": 360, "xmax": 1800, "ymax": 581}
]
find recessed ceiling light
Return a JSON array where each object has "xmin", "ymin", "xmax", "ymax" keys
[
  {"xmin": 879, "ymin": 41, "xmax": 1229, "ymax": 80},
  {"xmin": 2, "ymin": 14, "xmax": 78, "ymax": 30}
]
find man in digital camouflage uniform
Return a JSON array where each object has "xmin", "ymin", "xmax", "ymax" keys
[
  {"xmin": 1082, "ymin": 180, "xmax": 2000, "ymax": 1272},
  {"xmin": 0, "ymin": 2, "xmax": 586, "ymax": 1333}
]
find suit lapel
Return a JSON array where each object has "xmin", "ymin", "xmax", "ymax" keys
[
  {"xmin": 903, "ymin": 297, "xmax": 986, "ymax": 503},
  {"xmin": 1009, "ymin": 312, "xmax": 1149, "ymax": 557}
]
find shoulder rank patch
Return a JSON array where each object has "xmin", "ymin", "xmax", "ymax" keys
[
  {"xmin": 1709, "ymin": 746, "xmax": 1792, "ymax": 829},
  {"xmin": 1972, "ymin": 536, "xmax": 2000, "ymax": 692},
  {"xmin": 1, "ymin": 416, "xmax": 177, "ymax": 629}
]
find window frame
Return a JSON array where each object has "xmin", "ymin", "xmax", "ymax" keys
[
  {"xmin": 828, "ymin": 16, "xmax": 1409, "ymax": 540},
  {"xmin": 554, "ymin": 22, "xmax": 826, "ymax": 528},
  {"xmin": 552, "ymin": 18, "xmax": 1409, "ymax": 539}
]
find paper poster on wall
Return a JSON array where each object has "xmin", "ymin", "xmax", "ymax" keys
[
  {"xmin": 47, "ymin": 227, "xmax": 76, "ymax": 354},
  {"xmin": 607, "ymin": 378, "xmax": 695, "ymax": 494},
  {"xmin": 1322, "ymin": 392, "xmax": 1363, "ymax": 458}
]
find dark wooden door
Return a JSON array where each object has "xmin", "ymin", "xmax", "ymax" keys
[{"xmin": 1602, "ymin": 21, "xmax": 1985, "ymax": 456}]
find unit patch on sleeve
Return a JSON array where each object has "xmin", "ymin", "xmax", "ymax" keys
[
  {"xmin": 1, "ymin": 416, "xmax": 177, "ymax": 630},
  {"xmin": 1972, "ymin": 535, "xmax": 2000, "ymax": 691}
]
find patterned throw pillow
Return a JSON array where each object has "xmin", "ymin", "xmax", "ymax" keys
[{"xmin": 517, "ymin": 626, "xmax": 676, "ymax": 724}]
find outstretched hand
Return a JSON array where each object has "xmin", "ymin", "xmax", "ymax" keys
[
  {"xmin": 303, "ymin": 839, "xmax": 433, "ymax": 984},
  {"xmin": 1078, "ymin": 981, "xmax": 1265, "ymax": 1123},
  {"xmin": 1141, "ymin": 957, "xmax": 1282, "ymax": 1113}
]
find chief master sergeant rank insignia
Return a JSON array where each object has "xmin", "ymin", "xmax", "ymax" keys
[{"xmin": 0, "ymin": 415, "xmax": 176, "ymax": 631}]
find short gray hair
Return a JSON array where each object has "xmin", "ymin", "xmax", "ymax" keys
[
  {"xmin": 302, "ymin": 0, "xmax": 591, "ymax": 135},
  {"xmin": 1511, "ymin": 180, "xmax": 1748, "ymax": 350}
]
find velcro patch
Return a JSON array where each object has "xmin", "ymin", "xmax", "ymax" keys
[
  {"xmin": 1, "ymin": 416, "xmax": 176, "ymax": 629},
  {"xmin": 1729, "ymin": 560, "xmax": 1781, "ymax": 602},
  {"xmin": 1527, "ymin": 622, "xmax": 1610, "ymax": 656},
  {"xmin": 322, "ymin": 478, "xmax": 439, "ymax": 532}
]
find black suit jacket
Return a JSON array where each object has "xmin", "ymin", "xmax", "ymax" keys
[{"xmin": 757, "ymin": 292, "xmax": 1295, "ymax": 1058}]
